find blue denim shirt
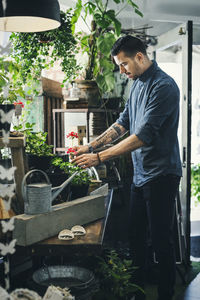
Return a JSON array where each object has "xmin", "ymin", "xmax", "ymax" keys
[{"xmin": 117, "ymin": 61, "xmax": 182, "ymax": 186}]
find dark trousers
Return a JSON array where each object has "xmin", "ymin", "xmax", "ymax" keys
[{"xmin": 129, "ymin": 174, "xmax": 180, "ymax": 300}]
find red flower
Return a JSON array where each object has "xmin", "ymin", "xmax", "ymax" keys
[
  {"xmin": 66, "ymin": 131, "xmax": 78, "ymax": 139},
  {"xmin": 14, "ymin": 101, "xmax": 24, "ymax": 108},
  {"xmin": 67, "ymin": 147, "xmax": 77, "ymax": 154}
]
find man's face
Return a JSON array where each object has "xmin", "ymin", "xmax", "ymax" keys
[{"xmin": 113, "ymin": 51, "xmax": 143, "ymax": 80}]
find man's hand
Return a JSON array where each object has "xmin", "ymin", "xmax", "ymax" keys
[
  {"xmin": 72, "ymin": 153, "xmax": 99, "ymax": 168},
  {"xmin": 71, "ymin": 145, "xmax": 89, "ymax": 156}
]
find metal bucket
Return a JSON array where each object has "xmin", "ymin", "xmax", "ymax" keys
[{"xmin": 32, "ymin": 265, "xmax": 98, "ymax": 300}]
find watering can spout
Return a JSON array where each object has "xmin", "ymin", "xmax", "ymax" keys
[{"xmin": 51, "ymin": 171, "xmax": 79, "ymax": 202}]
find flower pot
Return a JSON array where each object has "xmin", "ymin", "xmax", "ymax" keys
[
  {"xmin": 70, "ymin": 184, "xmax": 89, "ymax": 200},
  {"xmin": 26, "ymin": 154, "xmax": 53, "ymax": 171},
  {"xmin": 88, "ymin": 180, "xmax": 102, "ymax": 194},
  {"xmin": 48, "ymin": 172, "xmax": 70, "ymax": 203},
  {"xmin": 0, "ymin": 104, "xmax": 15, "ymax": 133},
  {"xmin": 74, "ymin": 80, "xmax": 101, "ymax": 108}
]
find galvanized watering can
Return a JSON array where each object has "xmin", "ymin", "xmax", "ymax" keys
[{"xmin": 22, "ymin": 169, "xmax": 79, "ymax": 215}]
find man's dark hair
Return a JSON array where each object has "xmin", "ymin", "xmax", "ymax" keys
[{"xmin": 111, "ymin": 35, "xmax": 147, "ymax": 57}]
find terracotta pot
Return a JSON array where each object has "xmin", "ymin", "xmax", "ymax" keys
[{"xmin": 75, "ymin": 80, "xmax": 101, "ymax": 108}]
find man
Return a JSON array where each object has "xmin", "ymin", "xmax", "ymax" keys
[{"xmin": 73, "ymin": 35, "xmax": 182, "ymax": 300}]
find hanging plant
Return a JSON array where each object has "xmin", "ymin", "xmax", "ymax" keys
[{"xmin": 9, "ymin": 9, "xmax": 80, "ymax": 86}]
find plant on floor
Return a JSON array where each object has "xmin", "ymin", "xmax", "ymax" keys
[
  {"xmin": 94, "ymin": 249, "xmax": 144, "ymax": 300},
  {"xmin": 71, "ymin": 0, "xmax": 143, "ymax": 94},
  {"xmin": 9, "ymin": 9, "xmax": 80, "ymax": 87},
  {"xmin": 191, "ymin": 164, "xmax": 200, "ymax": 203}
]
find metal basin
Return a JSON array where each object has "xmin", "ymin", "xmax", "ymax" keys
[{"xmin": 32, "ymin": 265, "xmax": 95, "ymax": 290}]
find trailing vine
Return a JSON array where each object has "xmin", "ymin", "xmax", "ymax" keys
[{"xmin": 9, "ymin": 10, "xmax": 80, "ymax": 86}]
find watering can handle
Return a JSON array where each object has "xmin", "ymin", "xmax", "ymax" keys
[{"xmin": 21, "ymin": 169, "xmax": 51, "ymax": 202}]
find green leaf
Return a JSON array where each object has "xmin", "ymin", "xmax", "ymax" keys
[
  {"xmin": 105, "ymin": 10, "xmax": 116, "ymax": 20},
  {"xmin": 113, "ymin": 18, "xmax": 121, "ymax": 36},
  {"xmin": 125, "ymin": 0, "xmax": 143, "ymax": 17},
  {"xmin": 96, "ymin": 71, "xmax": 115, "ymax": 93},
  {"xmin": 94, "ymin": 12, "xmax": 111, "ymax": 29},
  {"xmin": 126, "ymin": 0, "xmax": 139, "ymax": 9},
  {"xmin": 85, "ymin": 1, "xmax": 96, "ymax": 14},
  {"xmin": 135, "ymin": 8, "xmax": 143, "ymax": 17},
  {"xmin": 99, "ymin": 57, "xmax": 114, "ymax": 70},
  {"xmin": 71, "ymin": 0, "xmax": 83, "ymax": 33},
  {"xmin": 97, "ymin": 33, "xmax": 116, "ymax": 56}
]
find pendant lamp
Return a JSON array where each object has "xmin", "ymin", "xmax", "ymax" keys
[{"xmin": 0, "ymin": 0, "xmax": 61, "ymax": 32}]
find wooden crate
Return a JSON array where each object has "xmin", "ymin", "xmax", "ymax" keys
[{"xmin": 13, "ymin": 194, "xmax": 105, "ymax": 246}]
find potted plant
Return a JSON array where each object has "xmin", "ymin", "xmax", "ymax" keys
[
  {"xmin": 9, "ymin": 9, "xmax": 80, "ymax": 87},
  {"xmin": 71, "ymin": 0, "xmax": 143, "ymax": 102},
  {"xmin": 94, "ymin": 249, "xmax": 144, "ymax": 300},
  {"xmin": 25, "ymin": 131, "xmax": 54, "ymax": 171},
  {"xmin": 14, "ymin": 120, "xmax": 54, "ymax": 171},
  {"xmin": 51, "ymin": 156, "xmax": 93, "ymax": 200}
]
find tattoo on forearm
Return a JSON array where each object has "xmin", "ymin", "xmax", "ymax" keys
[
  {"xmin": 92, "ymin": 123, "xmax": 126, "ymax": 149},
  {"xmin": 112, "ymin": 124, "xmax": 123, "ymax": 136}
]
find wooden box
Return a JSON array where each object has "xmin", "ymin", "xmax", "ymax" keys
[{"xmin": 13, "ymin": 194, "xmax": 106, "ymax": 246}]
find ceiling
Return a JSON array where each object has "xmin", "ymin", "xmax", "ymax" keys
[
  {"xmin": 59, "ymin": 0, "xmax": 200, "ymax": 38},
  {"xmin": 1, "ymin": 0, "xmax": 199, "ymax": 54}
]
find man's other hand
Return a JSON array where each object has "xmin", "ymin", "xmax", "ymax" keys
[{"xmin": 72, "ymin": 153, "xmax": 99, "ymax": 168}]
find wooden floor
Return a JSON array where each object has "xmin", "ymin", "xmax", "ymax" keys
[{"xmin": 176, "ymin": 272, "xmax": 200, "ymax": 300}]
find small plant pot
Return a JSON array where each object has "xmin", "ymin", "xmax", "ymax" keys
[{"xmin": 88, "ymin": 180, "xmax": 102, "ymax": 194}]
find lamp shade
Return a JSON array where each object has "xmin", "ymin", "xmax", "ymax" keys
[{"xmin": 0, "ymin": 0, "xmax": 61, "ymax": 32}]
